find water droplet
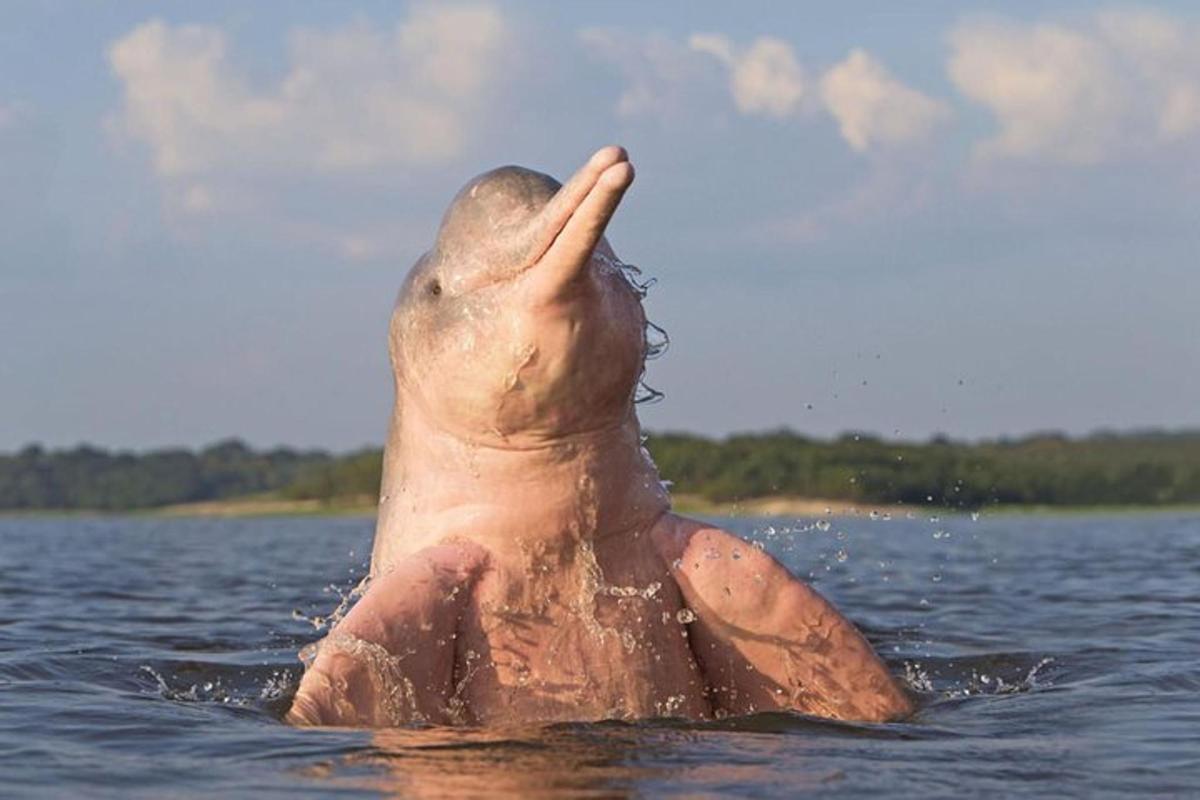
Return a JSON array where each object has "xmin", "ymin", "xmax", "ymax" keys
[{"xmin": 676, "ymin": 608, "xmax": 697, "ymax": 624}]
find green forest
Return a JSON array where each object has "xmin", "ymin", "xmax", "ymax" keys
[
  {"xmin": 0, "ymin": 440, "xmax": 331, "ymax": 511},
  {"xmin": 3, "ymin": 429, "xmax": 1199, "ymax": 512}
]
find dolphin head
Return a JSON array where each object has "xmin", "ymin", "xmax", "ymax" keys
[{"xmin": 390, "ymin": 146, "xmax": 649, "ymax": 445}]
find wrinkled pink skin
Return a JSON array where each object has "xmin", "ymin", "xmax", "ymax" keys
[{"xmin": 287, "ymin": 147, "xmax": 914, "ymax": 727}]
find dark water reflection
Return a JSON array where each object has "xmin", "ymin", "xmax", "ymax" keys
[{"xmin": 1, "ymin": 512, "xmax": 1198, "ymax": 797}]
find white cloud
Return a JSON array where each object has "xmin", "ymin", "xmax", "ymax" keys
[
  {"xmin": 948, "ymin": 20, "xmax": 1127, "ymax": 163},
  {"xmin": 180, "ymin": 184, "xmax": 214, "ymax": 213},
  {"xmin": 579, "ymin": 28, "xmax": 721, "ymax": 119},
  {"xmin": 751, "ymin": 163, "xmax": 940, "ymax": 246},
  {"xmin": 582, "ymin": 30, "xmax": 808, "ymax": 123},
  {"xmin": 690, "ymin": 34, "xmax": 806, "ymax": 118},
  {"xmin": 0, "ymin": 101, "xmax": 25, "ymax": 134},
  {"xmin": 1095, "ymin": 9, "xmax": 1200, "ymax": 141},
  {"xmin": 948, "ymin": 10, "xmax": 1200, "ymax": 163},
  {"xmin": 107, "ymin": 4, "xmax": 510, "ymax": 181},
  {"xmin": 597, "ymin": 30, "xmax": 943, "ymax": 153},
  {"xmin": 339, "ymin": 235, "xmax": 381, "ymax": 262},
  {"xmin": 819, "ymin": 49, "xmax": 950, "ymax": 152}
]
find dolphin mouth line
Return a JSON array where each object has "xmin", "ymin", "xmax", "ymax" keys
[
  {"xmin": 518, "ymin": 182, "xmax": 591, "ymax": 276},
  {"xmin": 521, "ymin": 146, "xmax": 633, "ymax": 282},
  {"xmin": 518, "ymin": 223, "xmax": 566, "ymax": 278}
]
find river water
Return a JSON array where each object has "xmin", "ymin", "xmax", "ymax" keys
[{"xmin": 1, "ymin": 511, "xmax": 1197, "ymax": 797}]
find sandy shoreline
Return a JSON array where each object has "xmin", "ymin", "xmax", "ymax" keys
[
  {"xmin": 4, "ymin": 494, "xmax": 1196, "ymax": 520},
  {"xmin": 148, "ymin": 493, "xmax": 915, "ymax": 519},
  {"xmin": 152, "ymin": 495, "xmax": 379, "ymax": 518},
  {"xmin": 668, "ymin": 494, "xmax": 916, "ymax": 518}
]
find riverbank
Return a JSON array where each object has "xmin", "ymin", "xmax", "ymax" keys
[
  {"xmin": 669, "ymin": 494, "xmax": 911, "ymax": 517},
  {"xmin": 153, "ymin": 495, "xmax": 377, "ymax": 517},
  {"xmin": 6, "ymin": 493, "xmax": 1197, "ymax": 519},
  {"xmin": 151, "ymin": 494, "xmax": 916, "ymax": 519}
]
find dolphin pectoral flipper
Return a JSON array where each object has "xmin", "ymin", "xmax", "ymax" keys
[
  {"xmin": 288, "ymin": 542, "xmax": 489, "ymax": 727},
  {"xmin": 650, "ymin": 514, "xmax": 914, "ymax": 723}
]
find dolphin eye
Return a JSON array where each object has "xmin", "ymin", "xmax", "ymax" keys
[{"xmin": 427, "ymin": 279, "xmax": 442, "ymax": 298}]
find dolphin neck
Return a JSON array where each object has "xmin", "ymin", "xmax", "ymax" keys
[{"xmin": 370, "ymin": 401, "xmax": 670, "ymax": 573}]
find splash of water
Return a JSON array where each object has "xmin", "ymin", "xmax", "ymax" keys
[
  {"xmin": 901, "ymin": 655, "xmax": 1057, "ymax": 701},
  {"xmin": 291, "ymin": 574, "xmax": 371, "ymax": 632},
  {"xmin": 593, "ymin": 251, "xmax": 668, "ymax": 406}
]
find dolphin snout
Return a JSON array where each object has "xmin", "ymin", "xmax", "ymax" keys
[
  {"xmin": 590, "ymin": 144, "xmax": 629, "ymax": 172},
  {"xmin": 525, "ymin": 146, "xmax": 635, "ymax": 298}
]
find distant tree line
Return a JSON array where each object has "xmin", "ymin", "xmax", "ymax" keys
[
  {"xmin": 3, "ymin": 430, "xmax": 1199, "ymax": 511},
  {"xmin": 0, "ymin": 439, "xmax": 330, "ymax": 510},
  {"xmin": 646, "ymin": 429, "xmax": 1200, "ymax": 507}
]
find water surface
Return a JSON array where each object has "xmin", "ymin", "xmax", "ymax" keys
[{"xmin": 1, "ymin": 512, "xmax": 1197, "ymax": 797}]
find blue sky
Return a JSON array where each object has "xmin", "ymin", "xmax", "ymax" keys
[{"xmin": 2, "ymin": 1, "xmax": 1198, "ymax": 451}]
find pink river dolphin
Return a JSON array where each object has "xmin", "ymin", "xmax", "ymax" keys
[{"xmin": 286, "ymin": 147, "xmax": 914, "ymax": 727}]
